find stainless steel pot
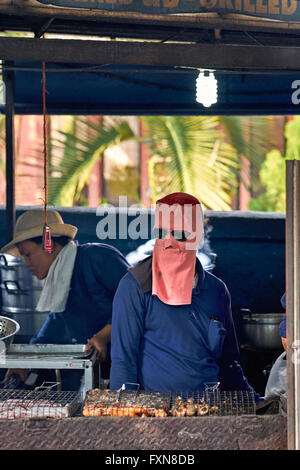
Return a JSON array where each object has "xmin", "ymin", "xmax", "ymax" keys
[
  {"xmin": 0, "ymin": 254, "xmax": 49, "ymax": 338},
  {"xmin": 0, "ymin": 280, "xmax": 44, "ymax": 311},
  {"xmin": 240, "ymin": 308, "xmax": 285, "ymax": 350},
  {"xmin": 0, "ymin": 254, "xmax": 37, "ymax": 289}
]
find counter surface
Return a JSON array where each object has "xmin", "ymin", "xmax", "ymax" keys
[{"xmin": 0, "ymin": 415, "xmax": 287, "ymax": 450}]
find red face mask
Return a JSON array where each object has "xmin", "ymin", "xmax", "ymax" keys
[{"xmin": 152, "ymin": 193, "xmax": 203, "ymax": 306}]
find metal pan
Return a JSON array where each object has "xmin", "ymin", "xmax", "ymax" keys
[{"xmin": 7, "ymin": 343, "xmax": 94, "ymax": 359}]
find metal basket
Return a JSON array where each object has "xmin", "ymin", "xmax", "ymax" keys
[
  {"xmin": 82, "ymin": 387, "xmax": 256, "ymax": 418},
  {"xmin": 0, "ymin": 383, "xmax": 82, "ymax": 419},
  {"xmin": 0, "ymin": 315, "xmax": 20, "ymax": 348},
  {"xmin": 171, "ymin": 390, "xmax": 256, "ymax": 416}
]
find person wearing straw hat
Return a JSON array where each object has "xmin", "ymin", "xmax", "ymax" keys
[
  {"xmin": 109, "ymin": 192, "xmax": 261, "ymax": 400},
  {"xmin": 1, "ymin": 208, "xmax": 129, "ymax": 390}
]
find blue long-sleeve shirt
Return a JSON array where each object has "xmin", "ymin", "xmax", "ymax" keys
[
  {"xmin": 110, "ymin": 258, "xmax": 259, "ymax": 398},
  {"xmin": 31, "ymin": 243, "xmax": 129, "ymax": 345},
  {"xmin": 28, "ymin": 243, "xmax": 129, "ymax": 391}
]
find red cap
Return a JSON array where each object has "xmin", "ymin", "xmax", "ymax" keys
[{"xmin": 156, "ymin": 192, "xmax": 200, "ymax": 206}]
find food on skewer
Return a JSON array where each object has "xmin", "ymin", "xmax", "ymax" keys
[
  {"xmin": 81, "ymin": 389, "xmax": 247, "ymax": 417},
  {"xmin": 82, "ymin": 389, "xmax": 170, "ymax": 417},
  {"xmin": 197, "ymin": 403, "xmax": 210, "ymax": 415},
  {"xmin": 186, "ymin": 397, "xmax": 198, "ymax": 416}
]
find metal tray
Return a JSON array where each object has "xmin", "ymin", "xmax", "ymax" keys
[{"xmin": 6, "ymin": 344, "xmax": 92, "ymax": 359}]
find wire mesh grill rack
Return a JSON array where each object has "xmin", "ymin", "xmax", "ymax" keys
[
  {"xmin": 82, "ymin": 388, "xmax": 172, "ymax": 417},
  {"xmin": 170, "ymin": 390, "xmax": 256, "ymax": 417},
  {"xmin": 82, "ymin": 388, "xmax": 256, "ymax": 417},
  {"xmin": 0, "ymin": 383, "xmax": 82, "ymax": 419}
]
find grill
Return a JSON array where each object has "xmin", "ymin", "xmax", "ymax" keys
[
  {"xmin": 82, "ymin": 387, "xmax": 256, "ymax": 417},
  {"xmin": 171, "ymin": 390, "xmax": 256, "ymax": 417},
  {"xmin": 83, "ymin": 388, "xmax": 171, "ymax": 417},
  {"xmin": 0, "ymin": 383, "xmax": 82, "ymax": 419}
]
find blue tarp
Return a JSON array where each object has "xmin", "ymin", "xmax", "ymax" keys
[{"xmin": 2, "ymin": 62, "xmax": 300, "ymax": 115}]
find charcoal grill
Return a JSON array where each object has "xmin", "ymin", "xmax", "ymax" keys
[
  {"xmin": 82, "ymin": 386, "xmax": 256, "ymax": 417},
  {"xmin": 0, "ymin": 382, "xmax": 82, "ymax": 419}
]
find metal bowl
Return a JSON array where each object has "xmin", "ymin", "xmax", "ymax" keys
[{"xmin": 0, "ymin": 315, "xmax": 21, "ymax": 349}]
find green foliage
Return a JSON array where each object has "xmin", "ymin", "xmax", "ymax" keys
[
  {"xmin": 248, "ymin": 150, "xmax": 286, "ymax": 212},
  {"xmin": 105, "ymin": 164, "xmax": 140, "ymax": 204},
  {"xmin": 248, "ymin": 117, "xmax": 300, "ymax": 212},
  {"xmin": 44, "ymin": 114, "xmax": 279, "ymax": 210},
  {"xmin": 220, "ymin": 116, "xmax": 276, "ymax": 195},
  {"xmin": 220, "ymin": 116, "xmax": 273, "ymax": 169},
  {"xmin": 284, "ymin": 116, "xmax": 300, "ymax": 159},
  {"xmin": 141, "ymin": 116, "xmax": 239, "ymax": 210},
  {"xmin": 48, "ymin": 117, "xmax": 135, "ymax": 206}
]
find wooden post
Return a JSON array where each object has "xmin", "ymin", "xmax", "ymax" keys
[
  {"xmin": 286, "ymin": 159, "xmax": 300, "ymax": 450},
  {"xmin": 3, "ymin": 61, "xmax": 16, "ymax": 243}
]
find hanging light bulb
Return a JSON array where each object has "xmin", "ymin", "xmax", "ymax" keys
[{"xmin": 195, "ymin": 70, "xmax": 218, "ymax": 107}]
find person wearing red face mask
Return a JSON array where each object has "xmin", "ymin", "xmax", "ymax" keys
[{"xmin": 110, "ymin": 193, "xmax": 260, "ymax": 400}]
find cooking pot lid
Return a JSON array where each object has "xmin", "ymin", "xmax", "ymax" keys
[{"xmin": 242, "ymin": 313, "xmax": 285, "ymax": 323}]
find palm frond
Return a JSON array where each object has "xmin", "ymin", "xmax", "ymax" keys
[
  {"xmin": 48, "ymin": 118, "xmax": 135, "ymax": 206},
  {"xmin": 142, "ymin": 116, "xmax": 239, "ymax": 210},
  {"xmin": 220, "ymin": 116, "xmax": 275, "ymax": 170}
]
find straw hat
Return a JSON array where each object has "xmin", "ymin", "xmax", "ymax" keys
[{"xmin": 0, "ymin": 209, "xmax": 78, "ymax": 258}]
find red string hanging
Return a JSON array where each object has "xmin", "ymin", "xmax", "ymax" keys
[{"xmin": 41, "ymin": 61, "xmax": 53, "ymax": 253}]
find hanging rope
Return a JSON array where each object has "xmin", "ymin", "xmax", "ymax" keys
[{"xmin": 42, "ymin": 61, "xmax": 53, "ymax": 253}]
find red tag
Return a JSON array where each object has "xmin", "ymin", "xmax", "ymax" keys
[{"xmin": 42, "ymin": 225, "xmax": 53, "ymax": 253}]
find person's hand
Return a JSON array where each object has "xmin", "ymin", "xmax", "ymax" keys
[
  {"xmin": 86, "ymin": 324, "xmax": 111, "ymax": 363},
  {"xmin": 86, "ymin": 334, "xmax": 108, "ymax": 363},
  {"xmin": 4, "ymin": 368, "xmax": 28, "ymax": 385}
]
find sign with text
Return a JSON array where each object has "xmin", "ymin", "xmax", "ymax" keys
[{"xmin": 36, "ymin": 0, "xmax": 299, "ymax": 21}]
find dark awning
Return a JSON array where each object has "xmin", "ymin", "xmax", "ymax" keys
[{"xmin": 1, "ymin": 61, "xmax": 300, "ymax": 116}]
